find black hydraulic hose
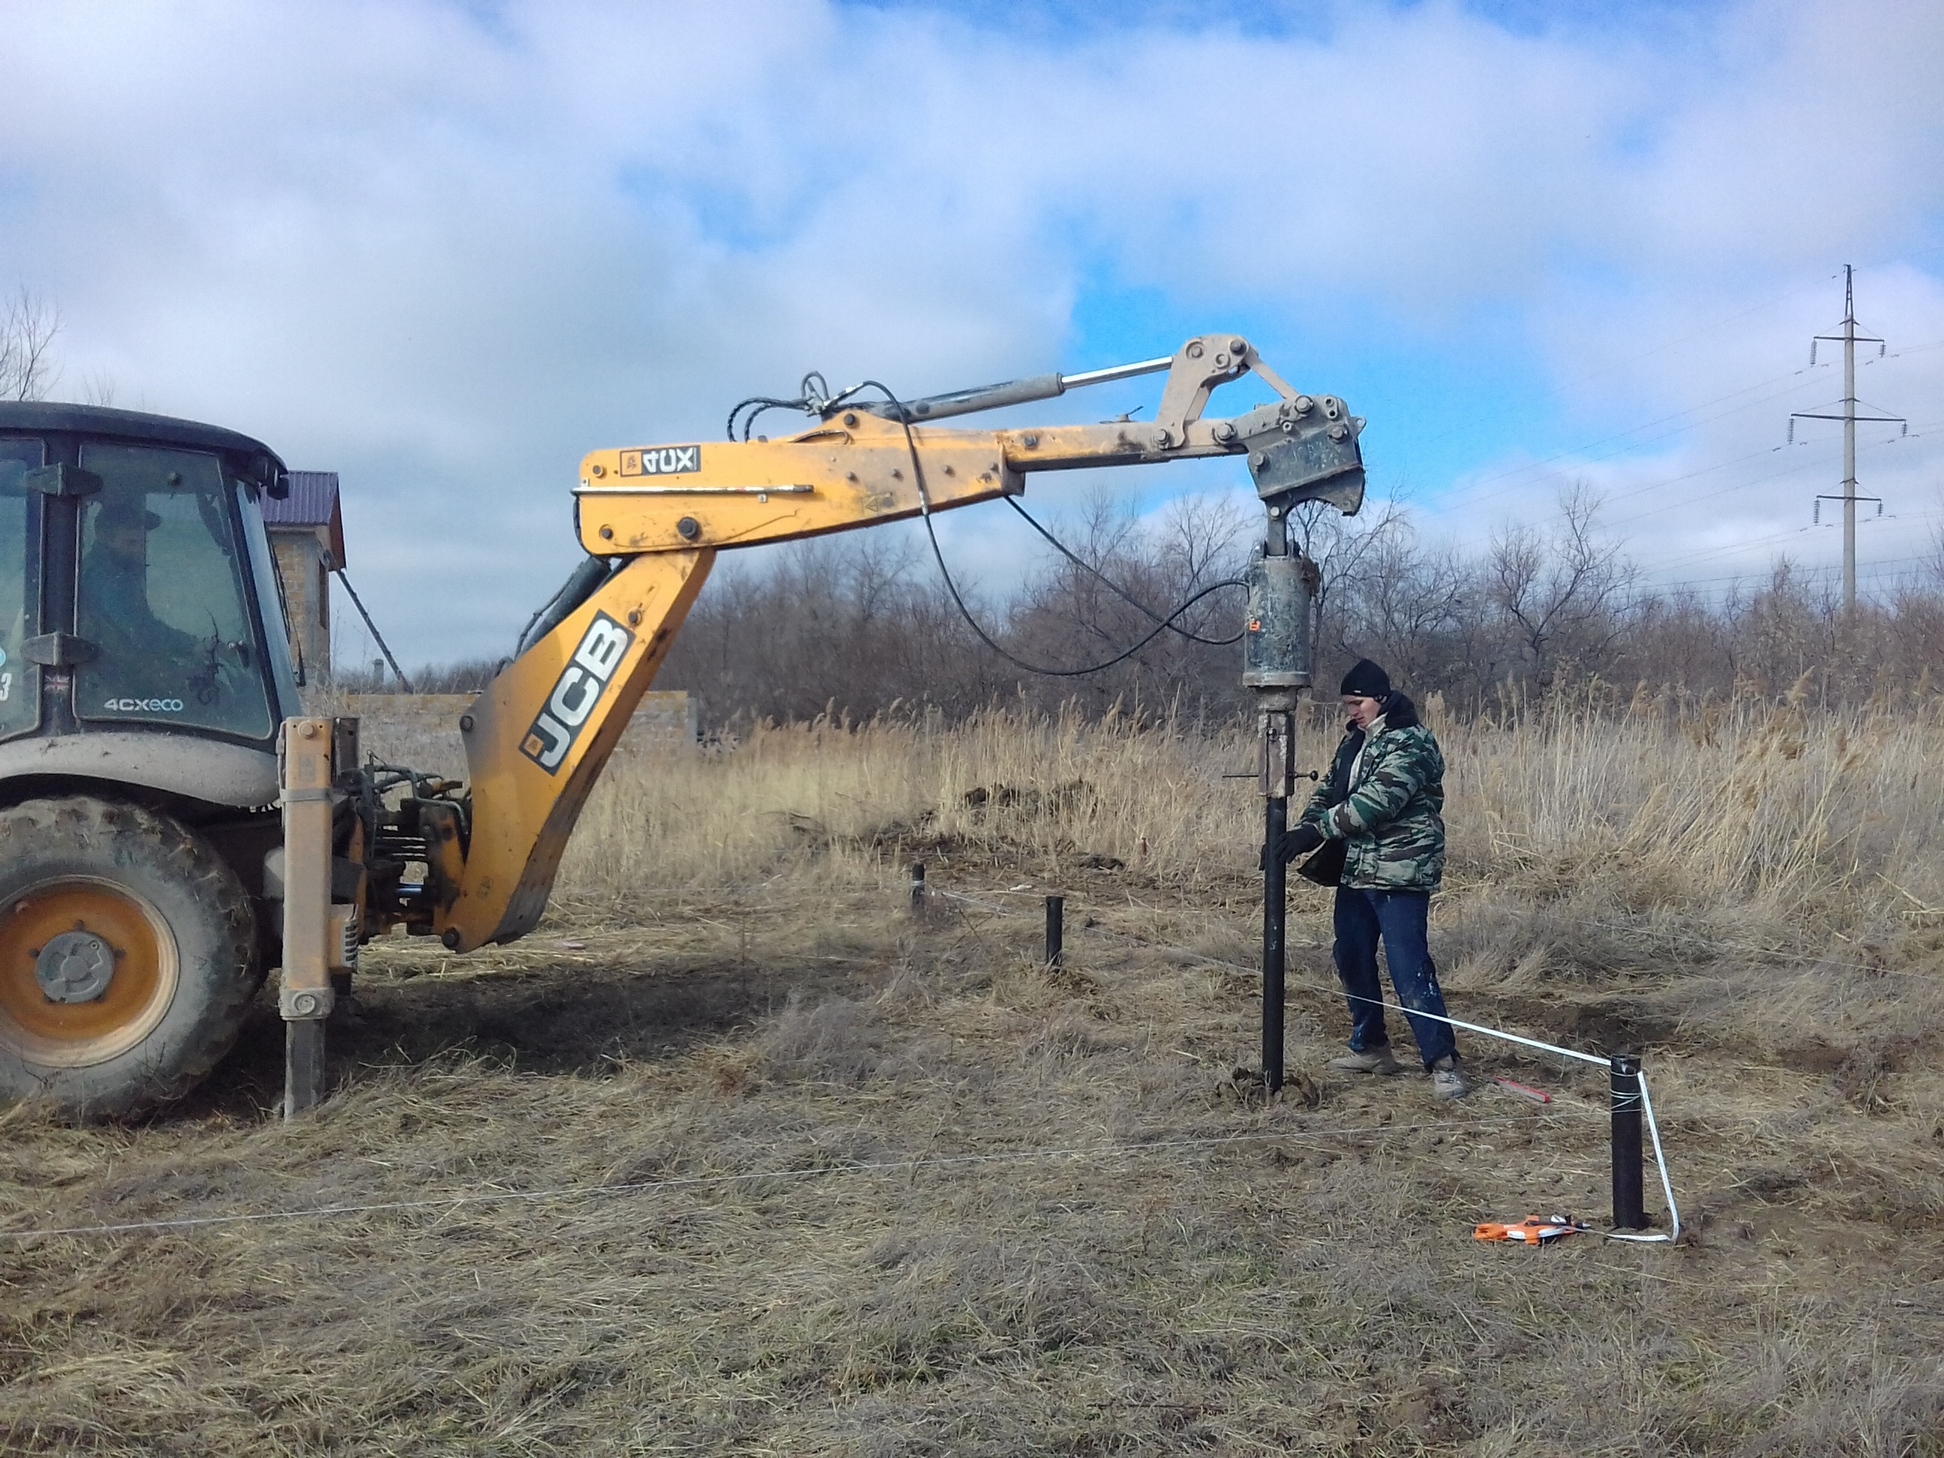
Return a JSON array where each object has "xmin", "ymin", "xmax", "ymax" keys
[
  {"xmin": 1002, "ymin": 495, "xmax": 1243, "ymax": 647},
  {"xmin": 517, "ymin": 555, "xmax": 615, "ymax": 656},
  {"xmin": 850, "ymin": 379, "xmax": 1247, "ymax": 678}
]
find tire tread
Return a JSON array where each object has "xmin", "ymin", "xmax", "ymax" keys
[{"xmin": 0, "ymin": 795, "xmax": 257, "ymax": 1117}]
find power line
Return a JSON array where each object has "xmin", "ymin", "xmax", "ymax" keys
[
  {"xmin": 1439, "ymin": 308, "xmax": 1940, "ymax": 527},
  {"xmin": 1591, "ymin": 425, "xmax": 1918, "ymax": 538},
  {"xmin": 1452, "ymin": 362, "xmax": 1831, "ymax": 510},
  {"xmin": 1547, "ymin": 416, "xmax": 1925, "ymax": 540},
  {"xmin": 1406, "ymin": 275, "xmax": 1840, "ymax": 456},
  {"xmin": 1670, "ymin": 550, "xmax": 1937, "ymax": 591},
  {"xmin": 1640, "ymin": 504, "xmax": 1933, "ymax": 578},
  {"xmin": 1603, "ymin": 447, "xmax": 1832, "ymax": 530},
  {"xmin": 1459, "ymin": 415, "xmax": 1906, "ymax": 542},
  {"xmin": 1555, "ymin": 278, "xmax": 1839, "ymax": 390},
  {"xmin": 1641, "ymin": 506, "xmax": 1944, "ymax": 586}
]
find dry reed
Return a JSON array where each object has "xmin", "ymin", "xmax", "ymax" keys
[
  {"xmin": 2, "ymin": 698, "xmax": 1942, "ymax": 1454},
  {"xmin": 563, "ymin": 696, "xmax": 1944, "ymax": 939}
]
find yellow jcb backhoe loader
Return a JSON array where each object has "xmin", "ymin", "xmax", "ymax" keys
[{"xmin": 0, "ymin": 334, "xmax": 1363, "ymax": 1118}]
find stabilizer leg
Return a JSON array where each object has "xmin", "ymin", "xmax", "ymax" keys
[
  {"xmin": 278, "ymin": 717, "xmax": 338, "ymax": 1122},
  {"xmin": 285, "ymin": 1018, "xmax": 327, "ymax": 1119}
]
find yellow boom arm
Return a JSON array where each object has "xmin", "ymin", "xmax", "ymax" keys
[{"xmin": 430, "ymin": 333, "xmax": 1365, "ymax": 950}]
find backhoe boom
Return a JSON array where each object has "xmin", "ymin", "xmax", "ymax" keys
[{"xmin": 410, "ymin": 333, "xmax": 1364, "ymax": 951}]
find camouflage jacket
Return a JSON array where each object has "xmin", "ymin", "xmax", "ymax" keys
[{"xmin": 1298, "ymin": 692, "xmax": 1446, "ymax": 892}]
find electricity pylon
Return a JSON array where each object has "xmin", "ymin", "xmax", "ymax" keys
[{"xmin": 1790, "ymin": 265, "xmax": 1906, "ymax": 613}]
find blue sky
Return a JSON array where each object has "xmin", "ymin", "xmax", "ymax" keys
[{"xmin": 1, "ymin": 0, "xmax": 1940, "ymax": 664}]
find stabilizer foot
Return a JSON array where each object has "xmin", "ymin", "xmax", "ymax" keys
[{"xmin": 284, "ymin": 1018, "xmax": 327, "ymax": 1120}]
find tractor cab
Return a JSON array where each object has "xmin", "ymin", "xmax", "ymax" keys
[
  {"xmin": 0, "ymin": 404, "xmax": 301, "ymax": 809},
  {"xmin": 0, "ymin": 404, "xmax": 307, "ymax": 1116}
]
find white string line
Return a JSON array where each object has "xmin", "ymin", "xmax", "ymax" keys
[
  {"xmin": 439, "ymin": 881, "xmax": 1689, "ymax": 1245},
  {"xmin": 917, "ymin": 885, "xmax": 1939, "ymax": 986},
  {"xmin": 1336, "ymin": 989, "xmax": 1608, "ymax": 1067},
  {"xmin": 1168, "ymin": 943, "xmax": 1612, "ymax": 1068},
  {"xmin": 1333, "ymin": 988, "xmax": 1682, "ymax": 1242},
  {"xmin": 0, "ymin": 1113, "xmax": 1578, "ymax": 1244},
  {"xmin": 923, "ymin": 899, "xmax": 1685, "ymax": 1243},
  {"xmin": 9, "ymin": 913, "xmax": 1674, "ymax": 1247},
  {"xmin": 573, "ymin": 898, "xmax": 1941, "ymax": 990},
  {"xmin": 1171, "ymin": 910, "xmax": 1940, "ymax": 988},
  {"xmin": 1220, "ymin": 964, "xmax": 1679, "ymax": 1236},
  {"xmin": 928, "ymin": 887, "xmax": 1020, "ymax": 915}
]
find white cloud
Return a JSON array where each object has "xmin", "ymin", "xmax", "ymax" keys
[{"xmin": 1, "ymin": 0, "xmax": 1939, "ymax": 660}]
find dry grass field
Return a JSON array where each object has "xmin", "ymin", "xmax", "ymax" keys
[{"xmin": 4, "ymin": 695, "xmax": 1944, "ymax": 1455}]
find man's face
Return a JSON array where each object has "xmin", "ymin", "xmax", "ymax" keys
[
  {"xmin": 1342, "ymin": 694, "xmax": 1383, "ymax": 729},
  {"xmin": 99, "ymin": 520, "xmax": 147, "ymax": 563}
]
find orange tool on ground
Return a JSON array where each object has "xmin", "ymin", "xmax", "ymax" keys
[
  {"xmin": 1491, "ymin": 1076, "xmax": 1553, "ymax": 1103},
  {"xmin": 1473, "ymin": 1214, "xmax": 1590, "ymax": 1246}
]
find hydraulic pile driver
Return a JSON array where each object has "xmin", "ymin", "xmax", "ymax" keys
[
  {"xmin": 0, "ymin": 334, "xmax": 1362, "ymax": 1119},
  {"xmin": 1242, "ymin": 504, "xmax": 1333, "ymax": 1094}
]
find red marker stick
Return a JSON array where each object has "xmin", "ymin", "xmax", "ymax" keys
[{"xmin": 1491, "ymin": 1076, "xmax": 1553, "ymax": 1104}]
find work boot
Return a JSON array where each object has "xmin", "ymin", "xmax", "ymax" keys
[
  {"xmin": 1430, "ymin": 1055, "xmax": 1473, "ymax": 1101},
  {"xmin": 1329, "ymin": 1045, "xmax": 1403, "ymax": 1075}
]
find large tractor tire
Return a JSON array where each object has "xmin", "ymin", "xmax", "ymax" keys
[{"xmin": 0, "ymin": 797, "xmax": 258, "ymax": 1118}]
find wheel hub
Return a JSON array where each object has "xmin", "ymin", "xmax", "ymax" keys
[
  {"xmin": 35, "ymin": 930, "xmax": 117, "ymax": 1004},
  {"xmin": 1, "ymin": 877, "xmax": 178, "ymax": 1066}
]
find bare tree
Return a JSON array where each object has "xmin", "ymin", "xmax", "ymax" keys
[
  {"xmin": 80, "ymin": 370, "xmax": 118, "ymax": 408},
  {"xmin": 1294, "ymin": 495, "xmax": 1410, "ymax": 672},
  {"xmin": 1349, "ymin": 529, "xmax": 1470, "ymax": 689},
  {"xmin": 0, "ymin": 288, "xmax": 61, "ymax": 402},
  {"xmin": 1154, "ymin": 491, "xmax": 1250, "ymax": 593},
  {"xmin": 1486, "ymin": 484, "xmax": 1634, "ymax": 689},
  {"xmin": 636, "ymin": 479, "xmax": 1944, "ymax": 725}
]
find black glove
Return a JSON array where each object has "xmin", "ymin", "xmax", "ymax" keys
[
  {"xmin": 1284, "ymin": 823, "xmax": 1326, "ymax": 862},
  {"xmin": 1261, "ymin": 822, "xmax": 1325, "ymax": 869}
]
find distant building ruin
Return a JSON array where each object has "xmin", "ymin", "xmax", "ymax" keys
[{"xmin": 262, "ymin": 471, "xmax": 345, "ymax": 681}]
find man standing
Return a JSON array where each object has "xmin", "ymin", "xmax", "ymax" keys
[{"xmin": 1275, "ymin": 658, "xmax": 1471, "ymax": 1100}]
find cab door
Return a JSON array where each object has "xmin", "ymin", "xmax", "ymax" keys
[{"xmin": 73, "ymin": 443, "xmax": 277, "ymax": 743}]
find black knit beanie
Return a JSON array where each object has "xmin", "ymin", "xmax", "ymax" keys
[{"xmin": 1339, "ymin": 658, "xmax": 1391, "ymax": 700}]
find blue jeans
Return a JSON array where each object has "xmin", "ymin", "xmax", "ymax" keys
[{"xmin": 1332, "ymin": 887, "xmax": 1458, "ymax": 1068}]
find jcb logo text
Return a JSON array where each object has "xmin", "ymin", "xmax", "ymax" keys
[{"xmin": 519, "ymin": 612, "xmax": 635, "ymax": 774}]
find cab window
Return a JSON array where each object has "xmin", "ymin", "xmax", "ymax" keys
[
  {"xmin": 0, "ymin": 439, "xmax": 42, "ymax": 739},
  {"xmin": 75, "ymin": 444, "xmax": 273, "ymax": 741}
]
